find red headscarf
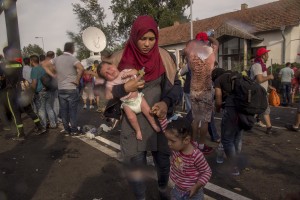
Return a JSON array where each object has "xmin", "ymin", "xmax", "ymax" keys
[
  {"xmin": 254, "ymin": 57, "xmax": 267, "ymax": 72},
  {"xmin": 118, "ymin": 15, "xmax": 165, "ymax": 82}
]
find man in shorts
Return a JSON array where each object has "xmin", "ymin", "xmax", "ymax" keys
[{"xmin": 250, "ymin": 47, "xmax": 277, "ymax": 135}]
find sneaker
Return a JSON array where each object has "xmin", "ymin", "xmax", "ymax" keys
[
  {"xmin": 48, "ymin": 123, "xmax": 57, "ymax": 129},
  {"xmin": 200, "ymin": 145, "xmax": 214, "ymax": 155},
  {"xmin": 35, "ymin": 128, "xmax": 47, "ymax": 135},
  {"xmin": 285, "ymin": 124, "xmax": 299, "ymax": 132},
  {"xmin": 231, "ymin": 167, "xmax": 240, "ymax": 176},
  {"xmin": 266, "ymin": 127, "xmax": 280, "ymax": 136},
  {"xmin": 57, "ymin": 118, "xmax": 63, "ymax": 123},
  {"xmin": 212, "ymin": 138, "xmax": 221, "ymax": 143},
  {"xmin": 83, "ymin": 104, "xmax": 87, "ymax": 109},
  {"xmin": 255, "ymin": 121, "xmax": 266, "ymax": 128},
  {"xmin": 3, "ymin": 126, "xmax": 11, "ymax": 131},
  {"xmin": 12, "ymin": 136, "xmax": 25, "ymax": 141},
  {"xmin": 60, "ymin": 129, "xmax": 70, "ymax": 136},
  {"xmin": 70, "ymin": 132, "xmax": 79, "ymax": 136},
  {"xmin": 90, "ymin": 105, "xmax": 94, "ymax": 109},
  {"xmin": 96, "ymin": 107, "xmax": 102, "ymax": 113}
]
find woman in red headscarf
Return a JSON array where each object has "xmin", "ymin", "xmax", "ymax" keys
[{"xmin": 100, "ymin": 15, "xmax": 181, "ymax": 199}]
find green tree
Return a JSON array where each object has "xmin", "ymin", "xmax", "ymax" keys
[
  {"xmin": 22, "ymin": 44, "xmax": 44, "ymax": 57},
  {"xmin": 67, "ymin": 0, "xmax": 118, "ymax": 60},
  {"xmin": 56, "ymin": 48, "xmax": 63, "ymax": 56},
  {"xmin": 110, "ymin": 0, "xmax": 190, "ymax": 39}
]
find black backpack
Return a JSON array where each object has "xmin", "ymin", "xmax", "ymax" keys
[
  {"xmin": 230, "ymin": 73, "xmax": 268, "ymax": 115},
  {"xmin": 41, "ymin": 74, "xmax": 58, "ymax": 91}
]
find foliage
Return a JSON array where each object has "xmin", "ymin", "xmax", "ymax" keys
[
  {"xmin": 67, "ymin": 0, "xmax": 119, "ymax": 60},
  {"xmin": 22, "ymin": 44, "xmax": 44, "ymax": 57},
  {"xmin": 110, "ymin": 0, "xmax": 190, "ymax": 39},
  {"xmin": 269, "ymin": 63, "xmax": 284, "ymax": 74},
  {"xmin": 56, "ymin": 48, "xmax": 63, "ymax": 56}
]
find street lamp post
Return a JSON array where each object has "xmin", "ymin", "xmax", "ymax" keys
[{"xmin": 35, "ymin": 36, "xmax": 44, "ymax": 53}]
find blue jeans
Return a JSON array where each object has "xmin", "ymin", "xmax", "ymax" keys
[
  {"xmin": 58, "ymin": 89, "xmax": 80, "ymax": 133},
  {"xmin": 50, "ymin": 90, "xmax": 60, "ymax": 121},
  {"xmin": 34, "ymin": 91, "xmax": 57, "ymax": 128},
  {"xmin": 208, "ymin": 111, "xmax": 220, "ymax": 142},
  {"xmin": 127, "ymin": 151, "xmax": 170, "ymax": 200},
  {"xmin": 281, "ymin": 82, "xmax": 291, "ymax": 105},
  {"xmin": 171, "ymin": 186, "xmax": 203, "ymax": 200},
  {"xmin": 221, "ymin": 107, "xmax": 243, "ymax": 164}
]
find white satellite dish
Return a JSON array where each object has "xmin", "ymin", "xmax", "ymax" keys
[{"xmin": 82, "ymin": 27, "xmax": 106, "ymax": 52}]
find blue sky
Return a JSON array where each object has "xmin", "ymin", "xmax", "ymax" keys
[{"xmin": 0, "ymin": 0, "xmax": 276, "ymax": 55}]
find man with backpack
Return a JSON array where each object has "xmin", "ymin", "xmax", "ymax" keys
[
  {"xmin": 250, "ymin": 47, "xmax": 277, "ymax": 135},
  {"xmin": 213, "ymin": 68, "xmax": 243, "ymax": 176},
  {"xmin": 30, "ymin": 55, "xmax": 57, "ymax": 129},
  {"xmin": 213, "ymin": 59, "xmax": 271, "ymax": 175}
]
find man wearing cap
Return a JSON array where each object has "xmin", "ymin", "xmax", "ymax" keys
[{"xmin": 250, "ymin": 47, "xmax": 277, "ymax": 135}]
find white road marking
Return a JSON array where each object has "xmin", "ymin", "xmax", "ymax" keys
[
  {"xmin": 205, "ymin": 182, "xmax": 251, "ymax": 200},
  {"xmin": 78, "ymin": 135, "xmax": 252, "ymax": 200},
  {"xmin": 77, "ymin": 136, "xmax": 121, "ymax": 162},
  {"xmin": 94, "ymin": 136, "xmax": 121, "ymax": 150}
]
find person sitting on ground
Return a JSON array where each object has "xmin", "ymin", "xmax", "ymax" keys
[
  {"xmin": 98, "ymin": 61, "xmax": 164, "ymax": 140},
  {"xmin": 165, "ymin": 118, "xmax": 211, "ymax": 199}
]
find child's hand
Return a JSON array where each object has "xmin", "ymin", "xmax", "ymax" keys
[
  {"xmin": 151, "ymin": 101, "xmax": 167, "ymax": 119},
  {"xmin": 124, "ymin": 75, "xmax": 145, "ymax": 92},
  {"xmin": 121, "ymin": 72, "xmax": 131, "ymax": 79},
  {"xmin": 188, "ymin": 183, "xmax": 203, "ymax": 197},
  {"xmin": 121, "ymin": 69, "xmax": 138, "ymax": 79}
]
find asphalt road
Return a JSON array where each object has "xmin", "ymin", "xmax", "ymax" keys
[{"xmin": 0, "ymin": 104, "xmax": 299, "ymax": 200}]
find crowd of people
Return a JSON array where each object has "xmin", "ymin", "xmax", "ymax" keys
[{"xmin": 0, "ymin": 14, "xmax": 299, "ymax": 200}]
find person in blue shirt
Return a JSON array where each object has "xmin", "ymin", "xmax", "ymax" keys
[{"xmin": 30, "ymin": 55, "xmax": 57, "ymax": 129}]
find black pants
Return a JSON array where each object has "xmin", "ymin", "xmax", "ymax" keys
[{"xmin": 0, "ymin": 88, "xmax": 40, "ymax": 137}]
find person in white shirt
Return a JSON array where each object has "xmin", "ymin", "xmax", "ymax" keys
[
  {"xmin": 22, "ymin": 57, "xmax": 32, "ymax": 83},
  {"xmin": 250, "ymin": 47, "xmax": 277, "ymax": 135},
  {"xmin": 279, "ymin": 62, "xmax": 294, "ymax": 106}
]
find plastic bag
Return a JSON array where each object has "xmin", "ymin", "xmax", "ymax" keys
[{"xmin": 269, "ymin": 90, "xmax": 280, "ymax": 107}]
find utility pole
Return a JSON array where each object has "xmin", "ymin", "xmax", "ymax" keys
[
  {"xmin": 4, "ymin": 0, "xmax": 21, "ymax": 55},
  {"xmin": 190, "ymin": 0, "xmax": 193, "ymax": 40},
  {"xmin": 35, "ymin": 36, "xmax": 45, "ymax": 53}
]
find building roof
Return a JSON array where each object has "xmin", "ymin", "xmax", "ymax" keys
[{"xmin": 158, "ymin": 0, "xmax": 300, "ymax": 46}]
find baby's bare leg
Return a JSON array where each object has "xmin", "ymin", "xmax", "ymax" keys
[
  {"xmin": 123, "ymin": 105, "xmax": 142, "ymax": 140},
  {"xmin": 140, "ymin": 97, "xmax": 161, "ymax": 132}
]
